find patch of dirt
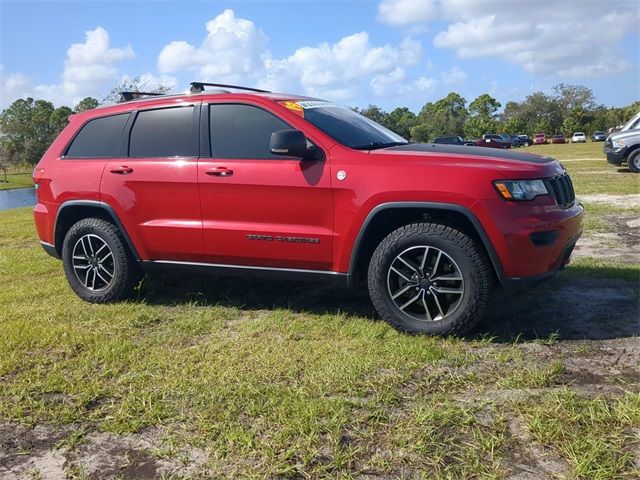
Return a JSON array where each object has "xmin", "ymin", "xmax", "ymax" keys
[
  {"xmin": 482, "ymin": 276, "xmax": 639, "ymax": 341},
  {"xmin": 503, "ymin": 416, "xmax": 570, "ymax": 480},
  {"xmin": 0, "ymin": 424, "xmax": 209, "ymax": 480},
  {"xmin": 578, "ymin": 194, "xmax": 640, "ymax": 206}
]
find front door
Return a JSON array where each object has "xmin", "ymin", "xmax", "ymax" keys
[{"xmin": 198, "ymin": 102, "xmax": 333, "ymax": 270}]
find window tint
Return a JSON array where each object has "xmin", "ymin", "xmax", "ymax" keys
[
  {"xmin": 65, "ymin": 113, "xmax": 128, "ymax": 158},
  {"xmin": 209, "ymin": 104, "xmax": 291, "ymax": 159},
  {"xmin": 129, "ymin": 106, "xmax": 194, "ymax": 157}
]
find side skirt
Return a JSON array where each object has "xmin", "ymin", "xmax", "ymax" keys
[{"xmin": 140, "ymin": 260, "xmax": 349, "ymax": 287}]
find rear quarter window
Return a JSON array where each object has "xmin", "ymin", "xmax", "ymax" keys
[{"xmin": 65, "ymin": 113, "xmax": 129, "ymax": 158}]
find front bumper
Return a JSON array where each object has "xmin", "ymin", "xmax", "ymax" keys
[
  {"xmin": 604, "ymin": 146, "xmax": 626, "ymax": 166},
  {"xmin": 473, "ymin": 197, "xmax": 584, "ymax": 287}
]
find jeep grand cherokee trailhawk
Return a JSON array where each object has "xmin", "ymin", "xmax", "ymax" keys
[{"xmin": 33, "ymin": 82, "xmax": 583, "ymax": 335}]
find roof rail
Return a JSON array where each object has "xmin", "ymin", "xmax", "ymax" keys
[
  {"xmin": 119, "ymin": 91, "xmax": 165, "ymax": 102},
  {"xmin": 189, "ymin": 82, "xmax": 270, "ymax": 94}
]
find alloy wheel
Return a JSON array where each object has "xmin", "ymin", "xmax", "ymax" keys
[
  {"xmin": 386, "ymin": 245, "xmax": 464, "ymax": 322},
  {"xmin": 72, "ymin": 234, "xmax": 115, "ymax": 291}
]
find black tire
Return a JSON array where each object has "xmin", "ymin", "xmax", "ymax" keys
[
  {"xmin": 62, "ymin": 218, "xmax": 141, "ymax": 302},
  {"xmin": 524, "ymin": 141, "xmax": 530, "ymax": 147},
  {"xmin": 367, "ymin": 223, "xmax": 491, "ymax": 335},
  {"xmin": 627, "ymin": 149, "xmax": 640, "ymax": 173}
]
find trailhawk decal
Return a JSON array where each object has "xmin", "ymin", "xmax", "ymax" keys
[{"xmin": 246, "ymin": 234, "xmax": 320, "ymax": 244}]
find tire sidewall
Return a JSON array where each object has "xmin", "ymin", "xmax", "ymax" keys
[
  {"xmin": 62, "ymin": 220, "xmax": 131, "ymax": 302},
  {"xmin": 627, "ymin": 150, "xmax": 640, "ymax": 173},
  {"xmin": 368, "ymin": 226, "xmax": 487, "ymax": 335}
]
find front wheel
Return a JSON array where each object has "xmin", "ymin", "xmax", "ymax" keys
[
  {"xmin": 627, "ymin": 149, "xmax": 640, "ymax": 173},
  {"xmin": 367, "ymin": 223, "xmax": 491, "ymax": 335},
  {"xmin": 62, "ymin": 218, "xmax": 141, "ymax": 302}
]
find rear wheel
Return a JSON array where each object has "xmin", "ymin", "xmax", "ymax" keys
[
  {"xmin": 627, "ymin": 149, "xmax": 640, "ymax": 173},
  {"xmin": 367, "ymin": 223, "xmax": 491, "ymax": 335},
  {"xmin": 62, "ymin": 218, "xmax": 141, "ymax": 302}
]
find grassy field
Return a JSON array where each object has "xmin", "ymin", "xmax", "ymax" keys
[
  {"xmin": 0, "ymin": 143, "xmax": 638, "ymax": 479},
  {"xmin": 0, "ymin": 172, "xmax": 33, "ymax": 191}
]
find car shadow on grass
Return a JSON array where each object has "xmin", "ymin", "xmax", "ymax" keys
[{"xmin": 138, "ymin": 263, "xmax": 639, "ymax": 343}]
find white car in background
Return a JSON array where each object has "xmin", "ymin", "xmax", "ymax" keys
[{"xmin": 571, "ymin": 132, "xmax": 586, "ymax": 143}]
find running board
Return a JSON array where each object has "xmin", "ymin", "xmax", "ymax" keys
[{"xmin": 140, "ymin": 260, "xmax": 349, "ymax": 286}]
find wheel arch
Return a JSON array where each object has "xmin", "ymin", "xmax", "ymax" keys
[
  {"xmin": 347, "ymin": 202, "xmax": 505, "ymax": 288},
  {"xmin": 53, "ymin": 200, "xmax": 140, "ymax": 260}
]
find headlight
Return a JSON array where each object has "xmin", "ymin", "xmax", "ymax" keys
[
  {"xmin": 494, "ymin": 179, "xmax": 548, "ymax": 201},
  {"xmin": 612, "ymin": 138, "xmax": 625, "ymax": 148}
]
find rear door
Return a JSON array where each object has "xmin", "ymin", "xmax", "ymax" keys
[
  {"xmin": 100, "ymin": 102, "xmax": 204, "ymax": 261},
  {"xmin": 198, "ymin": 102, "xmax": 334, "ymax": 270}
]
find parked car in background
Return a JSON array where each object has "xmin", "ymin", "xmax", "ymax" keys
[
  {"xmin": 508, "ymin": 135, "xmax": 525, "ymax": 147},
  {"xmin": 552, "ymin": 135, "xmax": 566, "ymax": 144},
  {"xmin": 482, "ymin": 134, "xmax": 511, "ymax": 148},
  {"xmin": 476, "ymin": 137, "xmax": 509, "ymax": 149},
  {"xmin": 499, "ymin": 134, "xmax": 516, "ymax": 147},
  {"xmin": 533, "ymin": 133, "xmax": 548, "ymax": 144},
  {"xmin": 571, "ymin": 132, "xmax": 586, "ymax": 143},
  {"xmin": 433, "ymin": 136, "xmax": 476, "ymax": 146},
  {"xmin": 605, "ymin": 128, "xmax": 640, "ymax": 173},
  {"xmin": 516, "ymin": 135, "xmax": 532, "ymax": 147},
  {"xmin": 591, "ymin": 131, "xmax": 606, "ymax": 142}
]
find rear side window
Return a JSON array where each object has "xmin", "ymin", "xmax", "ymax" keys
[
  {"xmin": 209, "ymin": 104, "xmax": 291, "ymax": 159},
  {"xmin": 129, "ymin": 106, "xmax": 195, "ymax": 157},
  {"xmin": 65, "ymin": 113, "xmax": 128, "ymax": 158}
]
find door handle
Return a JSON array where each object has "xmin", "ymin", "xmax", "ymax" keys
[
  {"xmin": 205, "ymin": 167, "xmax": 234, "ymax": 177},
  {"xmin": 110, "ymin": 166, "xmax": 134, "ymax": 175}
]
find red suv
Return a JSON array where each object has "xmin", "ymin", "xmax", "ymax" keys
[{"xmin": 33, "ymin": 83, "xmax": 583, "ymax": 335}]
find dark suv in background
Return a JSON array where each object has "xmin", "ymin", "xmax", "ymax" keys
[{"xmin": 433, "ymin": 136, "xmax": 475, "ymax": 146}]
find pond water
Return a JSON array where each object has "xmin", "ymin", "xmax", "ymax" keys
[{"xmin": 0, "ymin": 188, "xmax": 36, "ymax": 211}]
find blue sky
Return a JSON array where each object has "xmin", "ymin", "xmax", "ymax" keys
[{"xmin": 1, "ymin": 0, "xmax": 638, "ymax": 112}]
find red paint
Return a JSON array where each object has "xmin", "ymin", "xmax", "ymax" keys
[{"xmin": 33, "ymin": 91, "xmax": 583, "ymax": 284}]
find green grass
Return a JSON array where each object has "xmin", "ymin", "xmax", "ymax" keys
[
  {"xmin": 526, "ymin": 142, "xmax": 639, "ymax": 195},
  {"xmin": 0, "ymin": 172, "xmax": 33, "ymax": 190},
  {"xmin": 1, "ymin": 206, "xmax": 639, "ymax": 478}
]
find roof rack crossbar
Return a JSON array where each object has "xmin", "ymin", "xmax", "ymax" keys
[
  {"xmin": 189, "ymin": 82, "xmax": 270, "ymax": 94},
  {"xmin": 119, "ymin": 91, "xmax": 165, "ymax": 102}
]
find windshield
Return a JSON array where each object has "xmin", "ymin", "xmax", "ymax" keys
[
  {"xmin": 622, "ymin": 112, "xmax": 640, "ymax": 132},
  {"xmin": 279, "ymin": 100, "xmax": 407, "ymax": 149}
]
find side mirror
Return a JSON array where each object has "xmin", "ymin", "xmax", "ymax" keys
[{"xmin": 270, "ymin": 130, "xmax": 322, "ymax": 160}]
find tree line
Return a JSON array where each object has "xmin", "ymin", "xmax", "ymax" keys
[
  {"xmin": 357, "ymin": 83, "xmax": 639, "ymax": 142},
  {"xmin": 1, "ymin": 80, "xmax": 638, "ymax": 167}
]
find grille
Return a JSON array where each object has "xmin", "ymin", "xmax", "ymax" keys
[{"xmin": 545, "ymin": 173, "xmax": 575, "ymax": 208}]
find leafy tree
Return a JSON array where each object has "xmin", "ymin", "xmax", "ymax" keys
[
  {"xmin": 465, "ymin": 94, "xmax": 501, "ymax": 138},
  {"xmin": 386, "ymin": 107, "xmax": 417, "ymax": 139},
  {"xmin": 103, "ymin": 75, "xmax": 174, "ymax": 104},
  {"xmin": 412, "ymin": 92, "xmax": 468, "ymax": 141},
  {"xmin": 358, "ymin": 105, "xmax": 389, "ymax": 127},
  {"xmin": 0, "ymin": 98, "xmax": 73, "ymax": 166},
  {"xmin": 74, "ymin": 97, "xmax": 99, "ymax": 112},
  {"xmin": 50, "ymin": 106, "xmax": 73, "ymax": 132}
]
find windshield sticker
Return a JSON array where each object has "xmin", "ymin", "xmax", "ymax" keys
[
  {"xmin": 296, "ymin": 100, "xmax": 336, "ymax": 109},
  {"xmin": 280, "ymin": 100, "xmax": 304, "ymax": 117}
]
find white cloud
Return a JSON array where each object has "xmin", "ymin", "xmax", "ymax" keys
[
  {"xmin": 377, "ymin": 0, "xmax": 437, "ymax": 27},
  {"xmin": 414, "ymin": 76, "xmax": 437, "ymax": 92},
  {"xmin": 379, "ymin": 0, "xmax": 638, "ymax": 79},
  {"xmin": 158, "ymin": 9, "xmax": 268, "ymax": 82},
  {"xmin": 441, "ymin": 66, "xmax": 466, "ymax": 85},
  {"xmin": 1, "ymin": 27, "xmax": 134, "ymax": 107}
]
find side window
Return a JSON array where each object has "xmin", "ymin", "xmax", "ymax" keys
[
  {"xmin": 129, "ymin": 106, "xmax": 194, "ymax": 157},
  {"xmin": 65, "ymin": 113, "xmax": 129, "ymax": 158},
  {"xmin": 209, "ymin": 104, "xmax": 291, "ymax": 159}
]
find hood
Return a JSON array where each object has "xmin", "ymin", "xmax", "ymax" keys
[
  {"xmin": 608, "ymin": 128, "xmax": 640, "ymax": 142},
  {"xmin": 383, "ymin": 143, "xmax": 555, "ymax": 164}
]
